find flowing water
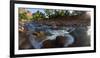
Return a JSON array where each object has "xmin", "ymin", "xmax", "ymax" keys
[
  {"xmin": 22, "ymin": 22, "xmax": 75, "ymax": 48},
  {"xmin": 19, "ymin": 21, "xmax": 90, "ymax": 49}
]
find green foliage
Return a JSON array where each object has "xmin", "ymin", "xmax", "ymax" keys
[
  {"xmin": 44, "ymin": 9, "xmax": 71, "ymax": 19},
  {"xmin": 44, "ymin": 9, "xmax": 55, "ymax": 18},
  {"xmin": 32, "ymin": 11, "xmax": 45, "ymax": 20},
  {"xmin": 19, "ymin": 12, "xmax": 27, "ymax": 21},
  {"xmin": 19, "ymin": 8, "xmax": 87, "ymax": 21},
  {"xmin": 19, "ymin": 11, "xmax": 33, "ymax": 22}
]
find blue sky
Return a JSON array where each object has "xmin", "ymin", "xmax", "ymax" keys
[{"xmin": 26, "ymin": 8, "xmax": 45, "ymax": 14}]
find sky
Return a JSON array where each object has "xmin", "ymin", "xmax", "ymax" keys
[{"xmin": 26, "ymin": 8, "xmax": 45, "ymax": 14}]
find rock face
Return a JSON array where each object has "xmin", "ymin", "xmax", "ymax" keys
[
  {"xmin": 19, "ymin": 30, "xmax": 32, "ymax": 49},
  {"xmin": 42, "ymin": 36, "xmax": 66, "ymax": 48},
  {"xmin": 42, "ymin": 40, "xmax": 55, "ymax": 48},
  {"xmin": 55, "ymin": 36, "xmax": 66, "ymax": 47},
  {"xmin": 69, "ymin": 27, "xmax": 90, "ymax": 47}
]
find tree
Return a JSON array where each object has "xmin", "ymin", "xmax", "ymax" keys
[
  {"xmin": 44, "ymin": 9, "xmax": 72, "ymax": 19},
  {"xmin": 44, "ymin": 9, "xmax": 55, "ymax": 18},
  {"xmin": 19, "ymin": 10, "xmax": 33, "ymax": 22},
  {"xmin": 19, "ymin": 12, "xmax": 27, "ymax": 21},
  {"xmin": 26, "ymin": 11, "xmax": 33, "ymax": 20},
  {"xmin": 54, "ymin": 10, "xmax": 66, "ymax": 17},
  {"xmin": 32, "ymin": 11, "xmax": 45, "ymax": 20},
  {"xmin": 69, "ymin": 10, "xmax": 87, "ymax": 16}
]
